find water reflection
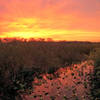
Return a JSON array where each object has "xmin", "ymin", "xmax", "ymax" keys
[{"xmin": 22, "ymin": 61, "xmax": 94, "ymax": 100}]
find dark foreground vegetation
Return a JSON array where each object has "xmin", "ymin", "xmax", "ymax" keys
[
  {"xmin": 90, "ymin": 48, "xmax": 100, "ymax": 99},
  {"xmin": 0, "ymin": 38, "xmax": 100, "ymax": 100}
]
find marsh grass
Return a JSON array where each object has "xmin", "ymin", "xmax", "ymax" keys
[
  {"xmin": 0, "ymin": 38, "xmax": 100, "ymax": 100},
  {"xmin": 90, "ymin": 48, "xmax": 100, "ymax": 99}
]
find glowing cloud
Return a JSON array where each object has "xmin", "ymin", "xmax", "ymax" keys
[{"xmin": 0, "ymin": 0, "xmax": 100, "ymax": 41}]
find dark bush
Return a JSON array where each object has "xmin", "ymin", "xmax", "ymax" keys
[
  {"xmin": 90, "ymin": 48, "xmax": 100, "ymax": 99},
  {"xmin": 0, "ymin": 38, "xmax": 99, "ymax": 100}
]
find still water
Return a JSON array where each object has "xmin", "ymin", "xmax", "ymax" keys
[{"xmin": 22, "ymin": 61, "xmax": 94, "ymax": 100}]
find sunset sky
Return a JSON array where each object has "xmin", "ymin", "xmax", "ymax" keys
[{"xmin": 0, "ymin": 0, "xmax": 100, "ymax": 41}]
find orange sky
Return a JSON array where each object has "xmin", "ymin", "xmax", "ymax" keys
[{"xmin": 0, "ymin": 0, "xmax": 100, "ymax": 42}]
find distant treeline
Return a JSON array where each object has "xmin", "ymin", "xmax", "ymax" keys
[
  {"xmin": 0, "ymin": 38, "xmax": 100, "ymax": 100},
  {"xmin": 0, "ymin": 39, "xmax": 97, "ymax": 72}
]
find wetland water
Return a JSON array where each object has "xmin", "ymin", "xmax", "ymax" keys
[{"xmin": 22, "ymin": 61, "xmax": 94, "ymax": 100}]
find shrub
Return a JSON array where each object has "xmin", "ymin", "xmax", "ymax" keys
[
  {"xmin": 90, "ymin": 48, "xmax": 100, "ymax": 99},
  {"xmin": 0, "ymin": 38, "xmax": 98, "ymax": 100}
]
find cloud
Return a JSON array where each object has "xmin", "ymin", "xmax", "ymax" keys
[{"xmin": 0, "ymin": 0, "xmax": 100, "ymax": 41}]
